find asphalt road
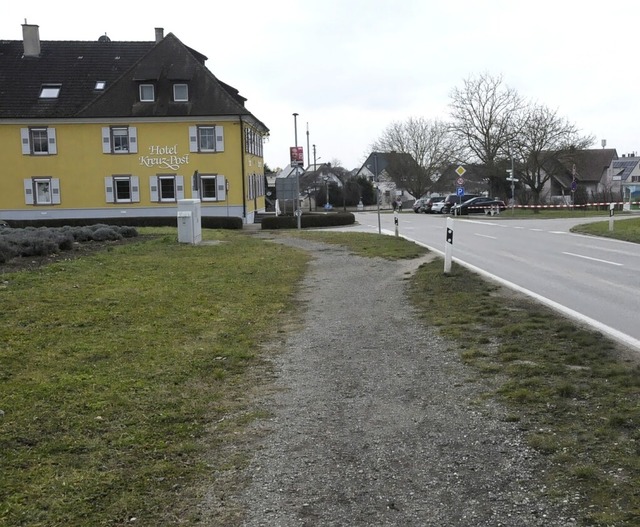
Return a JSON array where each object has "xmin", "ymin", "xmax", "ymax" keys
[{"xmin": 347, "ymin": 211, "xmax": 640, "ymax": 353}]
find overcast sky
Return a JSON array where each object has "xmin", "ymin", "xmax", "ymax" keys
[{"xmin": 3, "ymin": 1, "xmax": 639, "ymax": 170}]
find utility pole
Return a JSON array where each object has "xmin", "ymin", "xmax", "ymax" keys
[
  {"xmin": 293, "ymin": 113, "xmax": 301, "ymax": 230},
  {"xmin": 306, "ymin": 123, "xmax": 310, "ymax": 168},
  {"xmin": 374, "ymin": 152, "xmax": 381, "ymax": 234}
]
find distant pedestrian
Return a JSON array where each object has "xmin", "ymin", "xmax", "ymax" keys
[{"xmin": 392, "ymin": 200, "xmax": 397, "ymax": 211}]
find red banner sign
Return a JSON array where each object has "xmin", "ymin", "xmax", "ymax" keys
[{"xmin": 290, "ymin": 146, "xmax": 304, "ymax": 167}]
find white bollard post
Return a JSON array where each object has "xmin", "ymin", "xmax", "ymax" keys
[
  {"xmin": 394, "ymin": 211, "xmax": 399, "ymax": 237},
  {"xmin": 444, "ymin": 217, "xmax": 453, "ymax": 274},
  {"xmin": 609, "ymin": 202, "xmax": 615, "ymax": 231}
]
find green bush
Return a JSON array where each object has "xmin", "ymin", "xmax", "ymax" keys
[
  {"xmin": 4, "ymin": 216, "xmax": 244, "ymax": 230},
  {"xmin": 0, "ymin": 239, "xmax": 16, "ymax": 263},
  {"xmin": 261, "ymin": 212, "xmax": 355, "ymax": 230},
  {"xmin": 0, "ymin": 225, "xmax": 140, "ymax": 265},
  {"xmin": 91, "ymin": 227, "xmax": 124, "ymax": 242}
]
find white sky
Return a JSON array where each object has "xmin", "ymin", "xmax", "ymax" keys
[{"xmin": 3, "ymin": 1, "xmax": 639, "ymax": 170}]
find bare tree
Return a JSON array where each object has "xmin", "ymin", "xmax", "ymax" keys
[
  {"xmin": 512, "ymin": 104, "xmax": 594, "ymax": 205},
  {"xmin": 449, "ymin": 73, "xmax": 525, "ymax": 195},
  {"xmin": 371, "ymin": 117, "xmax": 460, "ymax": 197}
]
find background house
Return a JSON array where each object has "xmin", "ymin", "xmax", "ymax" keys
[
  {"xmin": 356, "ymin": 152, "xmax": 417, "ymax": 208},
  {"xmin": 430, "ymin": 164, "xmax": 492, "ymax": 196},
  {"xmin": 543, "ymin": 148, "xmax": 618, "ymax": 204},
  {"xmin": 608, "ymin": 155, "xmax": 640, "ymax": 206}
]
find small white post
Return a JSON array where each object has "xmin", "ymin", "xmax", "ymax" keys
[
  {"xmin": 444, "ymin": 217, "xmax": 454, "ymax": 274},
  {"xmin": 609, "ymin": 202, "xmax": 615, "ymax": 231},
  {"xmin": 394, "ymin": 210, "xmax": 399, "ymax": 237}
]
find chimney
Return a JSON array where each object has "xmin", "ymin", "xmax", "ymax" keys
[
  {"xmin": 22, "ymin": 22, "xmax": 41, "ymax": 57},
  {"xmin": 155, "ymin": 27, "xmax": 164, "ymax": 43}
]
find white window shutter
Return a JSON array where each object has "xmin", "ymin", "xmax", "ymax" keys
[
  {"xmin": 192, "ymin": 172, "xmax": 200, "ymax": 200},
  {"xmin": 217, "ymin": 175, "xmax": 226, "ymax": 201},
  {"xmin": 189, "ymin": 126, "xmax": 198, "ymax": 152},
  {"xmin": 150, "ymin": 176, "xmax": 159, "ymax": 202},
  {"xmin": 176, "ymin": 175, "xmax": 184, "ymax": 200},
  {"xmin": 105, "ymin": 176, "xmax": 114, "ymax": 203},
  {"xmin": 21, "ymin": 128, "xmax": 31, "ymax": 155},
  {"xmin": 131, "ymin": 176, "xmax": 140, "ymax": 202},
  {"xmin": 129, "ymin": 127, "xmax": 138, "ymax": 153},
  {"xmin": 24, "ymin": 179, "xmax": 34, "ymax": 204},
  {"xmin": 51, "ymin": 178, "xmax": 61, "ymax": 204},
  {"xmin": 102, "ymin": 127, "xmax": 111, "ymax": 154},
  {"xmin": 215, "ymin": 126, "xmax": 224, "ymax": 152},
  {"xmin": 47, "ymin": 128, "xmax": 57, "ymax": 155}
]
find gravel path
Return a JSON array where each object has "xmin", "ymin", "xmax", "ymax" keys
[{"xmin": 237, "ymin": 237, "xmax": 580, "ymax": 526}]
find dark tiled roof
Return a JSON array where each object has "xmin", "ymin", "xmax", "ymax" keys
[
  {"xmin": 358, "ymin": 152, "xmax": 417, "ymax": 176},
  {"xmin": 545, "ymin": 148, "xmax": 618, "ymax": 186},
  {"xmin": 0, "ymin": 39, "xmax": 154, "ymax": 118},
  {"xmin": 0, "ymin": 32, "xmax": 267, "ymax": 130}
]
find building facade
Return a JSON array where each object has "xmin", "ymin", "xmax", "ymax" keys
[{"xmin": 0, "ymin": 24, "xmax": 268, "ymax": 223}]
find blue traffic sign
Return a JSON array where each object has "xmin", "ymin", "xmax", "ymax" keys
[{"xmin": 456, "ymin": 186, "xmax": 464, "ymax": 196}]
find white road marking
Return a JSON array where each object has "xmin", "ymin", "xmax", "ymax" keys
[
  {"xmin": 475, "ymin": 233, "xmax": 497, "ymax": 239},
  {"xmin": 562, "ymin": 252, "xmax": 623, "ymax": 266}
]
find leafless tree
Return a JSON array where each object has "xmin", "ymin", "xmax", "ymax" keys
[
  {"xmin": 371, "ymin": 117, "xmax": 461, "ymax": 197},
  {"xmin": 511, "ymin": 104, "xmax": 594, "ymax": 205},
  {"xmin": 449, "ymin": 73, "xmax": 525, "ymax": 194}
]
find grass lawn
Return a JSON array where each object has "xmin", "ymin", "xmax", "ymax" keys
[
  {"xmin": 0, "ymin": 228, "xmax": 309, "ymax": 526},
  {"xmin": 1, "ymin": 225, "xmax": 638, "ymax": 526},
  {"xmin": 571, "ymin": 216, "xmax": 640, "ymax": 243},
  {"xmin": 409, "ymin": 260, "xmax": 639, "ymax": 527}
]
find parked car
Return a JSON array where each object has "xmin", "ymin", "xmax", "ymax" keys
[
  {"xmin": 441, "ymin": 193, "xmax": 480, "ymax": 214},
  {"xmin": 430, "ymin": 200, "xmax": 447, "ymax": 214},
  {"xmin": 413, "ymin": 196, "xmax": 445, "ymax": 213},
  {"xmin": 423, "ymin": 196, "xmax": 446, "ymax": 213},
  {"xmin": 412, "ymin": 198, "xmax": 427, "ymax": 213},
  {"xmin": 450, "ymin": 196, "xmax": 506, "ymax": 215}
]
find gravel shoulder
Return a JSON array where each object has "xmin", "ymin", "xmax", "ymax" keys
[{"xmin": 231, "ymin": 236, "xmax": 581, "ymax": 526}]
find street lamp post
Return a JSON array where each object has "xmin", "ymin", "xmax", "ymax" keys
[
  {"xmin": 293, "ymin": 113, "xmax": 301, "ymax": 229},
  {"xmin": 374, "ymin": 152, "xmax": 381, "ymax": 234}
]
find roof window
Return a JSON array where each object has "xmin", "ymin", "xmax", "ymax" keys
[
  {"xmin": 39, "ymin": 84, "xmax": 61, "ymax": 98},
  {"xmin": 95, "ymin": 81, "xmax": 106, "ymax": 90}
]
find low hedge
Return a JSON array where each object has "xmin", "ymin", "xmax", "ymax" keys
[
  {"xmin": 0, "ymin": 225, "xmax": 140, "ymax": 264},
  {"xmin": 261, "ymin": 212, "xmax": 355, "ymax": 230},
  {"xmin": 3, "ymin": 216, "xmax": 243, "ymax": 230}
]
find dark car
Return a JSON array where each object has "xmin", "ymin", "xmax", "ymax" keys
[
  {"xmin": 441, "ymin": 193, "xmax": 480, "ymax": 214},
  {"xmin": 450, "ymin": 196, "xmax": 506, "ymax": 215}
]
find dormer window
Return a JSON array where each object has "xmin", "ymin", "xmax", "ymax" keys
[
  {"xmin": 95, "ymin": 80, "xmax": 106, "ymax": 90},
  {"xmin": 139, "ymin": 84, "xmax": 155, "ymax": 102},
  {"xmin": 173, "ymin": 83, "xmax": 188, "ymax": 102},
  {"xmin": 39, "ymin": 84, "xmax": 61, "ymax": 98}
]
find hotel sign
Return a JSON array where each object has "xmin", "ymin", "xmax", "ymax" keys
[{"xmin": 139, "ymin": 145, "xmax": 190, "ymax": 171}]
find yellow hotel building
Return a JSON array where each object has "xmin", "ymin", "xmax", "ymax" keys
[{"xmin": 0, "ymin": 24, "xmax": 268, "ymax": 224}]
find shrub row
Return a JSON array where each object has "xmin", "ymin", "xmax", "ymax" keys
[
  {"xmin": 3, "ymin": 216, "xmax": 243, "ymax": 230},
  {"xmin": 261, "ymin": 212, "xmax": 356, "ymax": 230},
  {"xmin": 0, "ymin": 224, "xmax": 138, "ymax": 265}
]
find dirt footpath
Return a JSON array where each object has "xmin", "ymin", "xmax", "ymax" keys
[{"xmin": 234, "ymin": 237, "xmax": 580, "ymax": 526}]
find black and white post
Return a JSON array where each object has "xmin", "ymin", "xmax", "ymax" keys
[{"xmin": 444, "ymin": 217, "xmax": 454, "ymax": 274}]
